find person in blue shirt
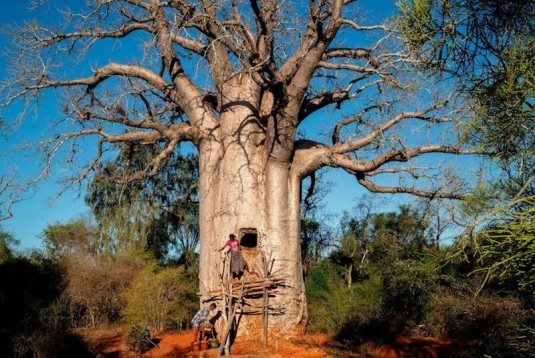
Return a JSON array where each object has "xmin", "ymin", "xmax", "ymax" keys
[{"xmin": 191, "ymin": 303, "xmax": 217, "ymax": 341}]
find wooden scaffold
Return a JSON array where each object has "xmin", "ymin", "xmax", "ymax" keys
[{"xmin": 204, "ymin": 250, "xmax": 286, "ymax": 356}]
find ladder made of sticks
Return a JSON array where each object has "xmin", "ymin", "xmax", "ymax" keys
[{"xmin": 208, "ymin": 250, "xmax": 285, "ymax": 355}]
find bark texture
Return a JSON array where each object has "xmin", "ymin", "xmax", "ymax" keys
[{"xmin": 197, "ymin": 75, "xmax": 306, "ymax": 335}]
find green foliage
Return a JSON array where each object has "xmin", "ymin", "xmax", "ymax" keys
[
  {"xmin": 396, "ymin": 0, "xmax": 535, "ymax": 78},
  {"xmin": 329, "ymin": 231, "xmax": 361, "ymax": 287},
  {"xmin": 86, "ymin": 144, "xmax": 199, "ymax": 262},
  {"xmin": 0, "ymin": 226, "xmax": 18, "ymax": 263},
  {"xmin": 396, "ymin": 0, "xmax": 535, "ymax": 166},
  {"xmin": 382, "ymin": 259, "xmax": 438, "ymax": 321},
  {"xmin": 40, "ymin": 218, "xmax": 99, "ymax": 258},
  {"xmin": 424, "ymin": 292, "xmax": 535, "ymax": 357},
  {"xmin": 306, "ymin": 259, "xmax": 384, "ymax": 337},
  {"xmin": 470, "ymin": 38, "xmax": 535, "ymax": 161},
  {"xmin": 371, "ymin": 205, "xmax": 429, "ymax": 248},
  {"xmin": 63, "ymin": 254, "xmax": 145, "ymax": 327},
  {"xmin": 472, "ymin": 202, "xmax": 535, "ymax": 302},
  {"xmin": 122, "ymin": 265, "xmax": 198, "ymax": 332},
  {"xmin": 126, "ymin": 325, "xmax": 152, "ymax": 354},
  {"xmin": 305, "ymin": 203, "xmax": 535, "ymax": 357},
  {"xmin": 305, "ymin": 261, "xmax": 357, "ymax": 334}
]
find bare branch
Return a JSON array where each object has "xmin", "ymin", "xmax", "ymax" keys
[
  {"xmin": 24, "ymin": 63, "xmax": 168, "ymax": 93},
  {"xmin": 0, "ymin": 171, "xmax": 20, "ymax": 221},
  {"xmin": 334, "ymin": 105, "xmax": 456, "ymax": 154},
  {"xmin": 354, "ymin": 172, "xmax": 464, "ymax": 200}
]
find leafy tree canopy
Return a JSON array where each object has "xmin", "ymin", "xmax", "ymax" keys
[
  {"xmin": 396, "ymin": 0, "xmax": 535, "ymax": 163},
  {"xmin": 86, "ymin": 143, "xmax": 199, "ymax": 262}
]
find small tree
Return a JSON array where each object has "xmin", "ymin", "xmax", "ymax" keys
[
  {"xmin": 122, "ymin": 266, "xmax": 198, "ymax": 332},
  {"xmin": 86, "ymin": 145, "xmax": 199, "ymax": 261},
  {"xmin": 40, "ymin": 218, "xmax": 100, "ymax": 259},
  {"xmin": 0, "ymin": 226, "xmax": 18, "ymax": 263},
  {"xmin": 63, "ymin": 254, "xmax": 144, "ymax": 327}
]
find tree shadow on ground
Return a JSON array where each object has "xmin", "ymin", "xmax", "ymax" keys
[{"xmin": 333, "ymin": 316, "xmax": 462, "ymax": 357}]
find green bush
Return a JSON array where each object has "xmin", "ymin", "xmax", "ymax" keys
[
  {"xmin": 306, "ymin": 261, "xmax": 384, "ymax": 336},
  {"xmin": 382, "ymin": 259, "xmax": 439, "ymax": 322},
  {"xmin": 424, "ymin": 292, "xmax": 535, "ymax": 357},
  {"xmin": 122, "ymin": 265, "xmax": 198, "ymax": 332},
  {"xmin": 306, "ymin": 261, "xmax": 355, "ymax": 334},
  {"xmin": 126, "ymin": 325, "xmax": 152, "ymax": 354}
]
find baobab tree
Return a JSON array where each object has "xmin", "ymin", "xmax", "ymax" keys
[{"xmin": 1, "ymin": 0, "xmax": 482, "ymax": 335}]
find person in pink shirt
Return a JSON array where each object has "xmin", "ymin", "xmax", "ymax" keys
[{"xmin": 219, "ymin": 233, "xmax": 249, "ymax": 279}]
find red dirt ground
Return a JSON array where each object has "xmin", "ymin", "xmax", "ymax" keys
[{"xmin": 86, "ymin": 329, "xmax": 461, "ymax": 357}]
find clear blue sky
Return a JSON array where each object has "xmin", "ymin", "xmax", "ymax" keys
[
  {"xmin": 0, "ymin": 1, "xmax": 88, "ymax": 248},
  {"xmin": 0, "ymin": 1, "xmax": 477, "ymax": 250}
]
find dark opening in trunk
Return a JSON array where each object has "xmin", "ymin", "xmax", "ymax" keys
[{"xmin": 239, "ymin": 228, "xmax": 258, "ymax": 248}]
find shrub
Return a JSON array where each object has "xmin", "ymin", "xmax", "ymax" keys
[
  {"xmin": 424, "ymin": 292, "xmax": 535, "ymax": 357},
  {"xmin": 382, "ymin": 259, "xmax": 439, "ymax": 323},
  {"xmin": 0, "ymin": 255, "xmax": 92, "ymax": 357},
  {"xmin": 306, "ymin": 261, "xmax": 355, "ymax": 334},
  {"xmin": 306, "ymin": 260, "xmax": 384, "ymax": 337},
  {"xmin": 63, "ymin": 254, "xmax": 145, "ymax": 327},
  {"xmin": 122, "ymin": 265, "xmax": 198, "ymax": 332},
  {"xmin": 126, "ymin": 325, "xmax": 152, "ymax": 354}
]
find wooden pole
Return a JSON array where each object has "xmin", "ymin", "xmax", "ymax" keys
[
  {"xmin": 218, "ymin": 281, "xmax": 245, "ymax": 356},
  {"xmin": 261, "ymin": 251, "xmax": 270, "ymax": 349},
  {"xmin": 224, "ymin": 253, "xmax": 231, "ymax": 355},
  {"xmin": 262, "ymin": 286, "xmax": 268, "ymax": 349}
]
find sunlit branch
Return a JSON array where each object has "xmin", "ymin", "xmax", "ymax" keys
[
  {"xmin": 276, "ymin": 1, "xmax": 323, "ymax": 82},
  {"xmin": 332, "ymin": 104, "xmax": 383, "ymax": 144},
  {"xmin": 353, "ymin": 171, "xmax": 464, "ymax": 199},
  {"xmin": 341, "ymin": 19, "xmax": 390, "ymax": 32},
  {"xmin": 333, "ymin": 105, "xmax": 454, "ymax": 154},
  {"xmin": 357, "ymin": 145, "xmax": 484, "ymax": 172},
  {"xmin": 22, "ymin": 63, "xmax": 168, "ymax": 94},
  {"xmin": 323, "ymin": 48, "xmax": 378, "ymax": 67},
  {"xmin": 292, "ymin": 139, "xmax": 484, "ymax": 180},
  {"xmin": 249, "ymin": 0, "xmax": 276, "ymax": 61},
  {"xmin": 230, "ymin": 0, "xmax": 257, "ymax": 54},
  {"xmin": 30, "ymin": 23, "xmax": 152, "ymax": 47},
  {"xmin": 318, "ymin": 61, "xmax": 401, "ymax": 87},
  {"xmin": 366, "ymin": 166, "xmax": 431, "ymax": 179},
  {"xmin": 299, "ymin": 78, "xmax": 381, "ymax": 123}
]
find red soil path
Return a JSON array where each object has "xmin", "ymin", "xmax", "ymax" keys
[{"xmin": 87, "ymin": 329, "xmax": 461, "ymax": 357}]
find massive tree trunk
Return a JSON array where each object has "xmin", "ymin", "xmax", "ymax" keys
[{"xmin": 197, "ymin": 75, "xmax": 306, "ymax": 336}]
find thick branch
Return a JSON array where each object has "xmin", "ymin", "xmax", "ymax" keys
[
  {"xmin": 354, "ymin": 172, "xmax": 464, "ymax": 200},
  {"xmin": 150, "ymin": 1, "xmax": 218, "ymax": 129},
  {"xmin": 23, "ymin": 63, "xmax": 168, "ymax": 93},
  {"xmin": 299, "ymin": 78, "xmax": 380, "ymax": 123},
  {"xmin": 333, "ymin": 107, "xmax": 453, "ymax": 154},
  {"xmin": 292, "ymin": 140, "xmax": 484, "ymax": 178}
]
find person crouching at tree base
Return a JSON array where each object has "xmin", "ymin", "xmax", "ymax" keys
[
  {"xmin": 219, "ymin": 233, "xmax": 250, "ymax": 279},
  {"xmin": 191, "ymin": 303, "xmax": 218, "ymax": 342}
]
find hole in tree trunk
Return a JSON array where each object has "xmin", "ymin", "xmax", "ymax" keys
[{"xmin": 239, "ymin": 228, "xmax": 257, "ymax": 249}]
